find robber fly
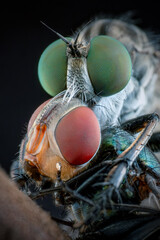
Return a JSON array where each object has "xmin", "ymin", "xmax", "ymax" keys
[{"xmin": 11, "ymin": 17, "xmax": 160, "ymax": 239}]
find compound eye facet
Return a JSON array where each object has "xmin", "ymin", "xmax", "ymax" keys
[
  {"xmin": 87, "ymin": 36, "xmax": 132, "ymax": 96},
  {"xmin": 55, "ymin": 107, "xmax": 101, "ymax": 165},
  {"xmin": 38, "ymin": 38, "xmax": 71, "ymax": 96}
]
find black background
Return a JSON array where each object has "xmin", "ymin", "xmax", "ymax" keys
[{"xmin": 1, "ymin": 1, "xmax": 160, "ymax": 174}]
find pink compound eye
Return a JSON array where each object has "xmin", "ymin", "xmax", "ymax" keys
[{"xmin": 55, "ymin": 106, "xmax": 101, "ymax": 165}]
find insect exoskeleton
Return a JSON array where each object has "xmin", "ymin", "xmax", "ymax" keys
[{"xmin": 21, "ymin": 95, "xmax": 101, "ymax": 182}]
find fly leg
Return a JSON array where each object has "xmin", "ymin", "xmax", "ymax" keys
[
  {"xmin": 103, "ymin": 113, "xmax": 159, "ymax": 203},
  {"xmin": 121, "ymin": 113, "xmax": 160, "ymax": 198},
  {"xmin": 86, "ymin": 113, "xmax": 159, "ymax": 224},
  {"xmin": 54, "ymin": 163, "xmax": 95, "ymax": 227},
  {"xmin": 121, "ymin": 113, "xmax": 160, "ymax": 134},
  {"xmin": 121, "ymin": 113, "xmax": 160, "ymax": 152},
  {"xmin": 54, "ymin": 163, "xmax": 94, "ymax": 206}
]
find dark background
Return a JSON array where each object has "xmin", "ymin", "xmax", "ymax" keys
[{"xmin": 1, "ymin": 1, "xmax": 160, "ymax": 174}]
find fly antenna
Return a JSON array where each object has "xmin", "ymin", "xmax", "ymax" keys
[
  {"xmin": 40, "ymin": 21, "xmax": 70, "ymax": 44},
  {"xmin": 74, "ymin": 19, "xmax": 93, "ymax": 45}
]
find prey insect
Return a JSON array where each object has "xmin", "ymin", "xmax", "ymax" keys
[{"xmin": 11, "ymin": 17, "xmax": 160, "ymax": 239}]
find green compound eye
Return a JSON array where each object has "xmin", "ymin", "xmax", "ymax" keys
[
  {"xmin": 87, "ymin": 36, "xmax": 132, "ymax": 96},
  {"xmin": 38, "ymin": 38, "xmax": 71, "ymax": 96}
]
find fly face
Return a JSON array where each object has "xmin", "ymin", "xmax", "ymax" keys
[
  {"xmin": 17, "ymin": 94, "xmax": 101, "ymax": 184},
  {"xmin": 38, "ymin": 21, "xmax": 132, "ymax": 128},
  {"xmin": 38, "ymin": 19, "xmax": 160, "ymax": 128}
]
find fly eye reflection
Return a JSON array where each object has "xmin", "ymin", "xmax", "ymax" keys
[{"xmin": 38, "ymin": 35, "xmax": 132, "ymax": 97}]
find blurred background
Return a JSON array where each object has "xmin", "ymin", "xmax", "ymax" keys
[{"xmin": 1, "ymin": 1, "xmax": 160, "ymax": 174}]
